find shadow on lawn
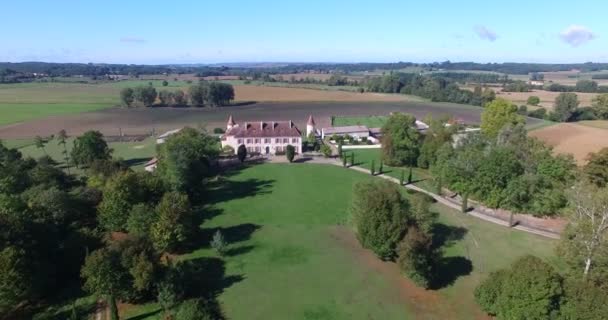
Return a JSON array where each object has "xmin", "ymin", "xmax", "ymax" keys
[
  {"xmin": 429, "ymin": 223, "xmax": 473, "ymax": 289},
  {"xmin": 123, "ymin": 157, "xmax": 153, "ymax": 167},
  {"xmin": 205, "ymin": 177, "xmax": 274, "ymax": 205},
  {"xmin": 196, "ymin": 223, "xmax": 262, "ymax": 251}
]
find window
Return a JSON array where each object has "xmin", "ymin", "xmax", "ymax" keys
[
  {"xmin": 292, "ymin": 138, "xmax": 298, "ymax": 143},
  {"xmin": 246, "ymin": 139, "xmax": 252, "ymax": 144},
  {"xmin": 255, "ymin": 138, "xmax": 260, "ymax": 144},
  {"xmin": 237, "ymin": 139, "xmax": 243, "ymax": 144},
  {"xmin": 264, "ymin": 138, "xmax": 270, "ymax": 143},
  {"xmin": 275, "ymin": 138, "xmax": 280, "ymax": 143},
  {"xmin": 283, "ymin": 138, "xmax": 289, "ymax": 143}
]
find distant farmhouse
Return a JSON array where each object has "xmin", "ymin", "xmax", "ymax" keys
[{"xmin": 220, "ymin": 115, "xmax": 316, "ymax": 155}]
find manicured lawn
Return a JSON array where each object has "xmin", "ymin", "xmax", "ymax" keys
[
  {"xmin": 344, "ymin": 148, "xmax": 435, "ymax": 191},
  {"xmin": 332, "ymin": 115, "xmax": 388, "ymax": 127},
  {"xmin": 120, "ymin": 163, "xmax": 557, "ymax": 320}
]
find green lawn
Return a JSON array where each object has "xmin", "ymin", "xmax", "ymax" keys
[
  {"xmin": 344, "ymin": 148, "xmax": 435, "ymax": 191},
  {"xmin": 332, "ymin": 115, "xmax": 388, "ymax": 127},
  {"xmin": 0, "ymin": 103, "xmax": 110, "ymax": 126},
  {"xmin": 13, "ymin": 136, "xmax": 156, "ymax": 172},
  {"xmin": 118, "ymin": 163, "xmax": 557, "ymax": 320}
]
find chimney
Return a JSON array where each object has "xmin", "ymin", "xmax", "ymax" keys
[
  {"xmin": 272, "ymin": 121, "xmax": 275, "ymax": 130},
  {"xmin": 260, "ymin": 121, "xmax": 264, "ymax": 130},
  {"xmin": 289, "ymin": 120, "xmax": 293, "ymax": 128},
  {"xmin": 245, "ymin": 122, "xmax": 249, "ymax": 129}
]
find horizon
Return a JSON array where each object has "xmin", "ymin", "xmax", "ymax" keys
[{"xmin": 2, "ymin": 0, "xmax": 605, "ymax": 64}]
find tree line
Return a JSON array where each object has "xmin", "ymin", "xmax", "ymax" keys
[
  {"xmin": 0, "ymin": 127, "xmax": 226, "ymax": 319},
  {"xmin": 119, "ymin": 82, "xmax": 234, "ymax": 107},
  {"xmin": 527, "ymin": 92, "xmax": 608, "ymax": 122}
]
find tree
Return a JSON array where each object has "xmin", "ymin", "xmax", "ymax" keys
[
  {"xmin": 162, "ymin": 80, "xmax": 169, "ymax": 87},
  {"xmin": 0, "ymin": 247, "xmax": 32, "ymax": 314},
  {"xmin": 188, "ymin": 83, "xmax": 207, "ymax": 106},
  {"xmin": 559, "ymin": 181, "xmax": 608, "ymax": 278},
  {"xmin": 350, "ymin": 180, "xmax": 410, "ymax": 260},
  {"xmin": 474, "ymin": 255, "xmax": 563, "ymax": 319},
  {"xmin": 175, "ymin": 299, "xmax": 217, "ymax": 320},
  {"xmin": 81, "ymin": 248, "xmax": 128, "ymax": 319},
  {"xmin": 397, "ymin": 226, "xmax": 439, "ymax": 288},
  {"xmin": 400, "ymin": 169, "xmax": 405, "ymax": 186},
  {"xmin": 157, "ymin": 281, "xmax": 178, "ymax": 316},
  {"xmin": 237, "ymin": 144, "xmax": 247, "ymax": 163},
  {"xmin": 34, "ymin": 135, "xmax": 48, "ymax": 156},
  {"xmin": 378, "ymin": 161, "xmax": 383, "ymax": 174},
  {"xmin": 156, "ymin": 128, "xmax": 219, "ymax": 195},
  {"xmin": 350, "ymin": 152, "xmax": 355, "ymax": 167},
  {"xmin": 584, "ymin": 148, "xmax": 608, "ymax": 187},
  {"xmin": 126, "ymin": 204, "xmax": 157, "ymax": 236},
  {"xmin": 337, "ymin": 142, "xmax": 343, "ymax": 158},
  {"xmin": 559, "ymin": 278, "xmax": 608, "ymax": 320},
  {"xmin": 120, "ymin": 87, "xmax": 135, "ymax": 107},
  {"xmin": 133, "ymin": 85, "xmax": 157, "ymax": 106},
  {"xmin": 206, "ymin": 82, "xmax": 235, "ymax": 106},
  {"xmin": 150, "ymin": 192, "xmax": 195, "ymax": 252},
  {"xmin": 342, "ymin": 155, "xmax": 347, "ymax": 167},
  {"xmin": 417, "ymin": 115, "xmax": 455, "ymax": 168},
  {"xmin": 210, "ymin": 230, "xmax": 228, "ymax": 256},
  {"xmin": 285, "ymin": 144, "xmax": 295, "ymax": 162},
  {"xmin": 480, "ymin": 98, "xmax": 524, "ymax": 138},
  {"xmin": 370, "ymin": 159, "xmax": 375, "ymax": 175},
  {"xmin": 56, "ymin": 129, "xmax": 71, "ymax": 174},
  {"xmin": 158, "ymin": 90, "xmax": 172, "ymax": 105},
  {"xmin": 320, "ymin": 144, "xmax": 332, "ymax": 157},
  {"xmin": 381, "ymin": 113, "xmax": 421, "ymax": 166},
  {"xmin": 71, "ymin": 131, "xmax": 111, "ymax": 166},
  {"xmin": 409, "ymin": 193, "xmax": 437, "ymax": 234},
  {"xmin": 552, "ymin": 93, "xmax": 579, "ymax": 122},
  {"xmin": 170, "ymin": 90, "xmax": 186, "ymax": 106},
  {"xmin": 97, "ymin": 172, "xmax": 145, "ymax": 232},
  {"xmin": 527, "ymin": 95, "xmax": 541, "ymax": 106},
  {"xmin": 592, "ymin": 94, "xmax": 608, "ymax": 120}
]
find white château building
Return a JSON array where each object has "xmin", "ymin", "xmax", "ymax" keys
[{"xmin": 221, "ymin": 115, "xmax": 316, "ymax": 155}]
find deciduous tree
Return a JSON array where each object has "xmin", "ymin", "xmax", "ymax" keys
[
  {"xmin": 71, "ymin": 131, "xmax": 111, "ymax": 167},
  {"xmin": 480, "ymin": 98, "xmax": 524, "ymax": 138},
  {"xmin": 381, "ymin": 113, "xmax": 421, "ymax": 166}
]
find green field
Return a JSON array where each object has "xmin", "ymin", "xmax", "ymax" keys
[
  {"xmin": 332, "ymin": 115, "xmax": 388, "ymax": 127},
  {"xmin": 12, "ymin": 136, "xmax": 157, "ymax": 171},
  {"xmin": 111, "ymin": 163, "xmax": 557, "ymax": 320}
]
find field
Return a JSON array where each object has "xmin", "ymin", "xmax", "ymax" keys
[
  {"xmin": 530, "ymin": 122, "xmax": 608, "ymax": 164},
  {"xmin": 112, "ymin": 163, "xmax": 557, "ymax": 320},
  {"xmin": 0, "ymin": 80, "xmax": 423, "ymax": 127},
  {"xmin": 0, "ymin": 101, "xmax": 501, "ymax": 139},
  {"xmin": 510, "ymin": 70, "xmax": 608, "ymax": 86},
  {"xmin": 496, "ymin": 89, "xmax": 597, "ymax": 109},
  {"xmin": 332, "ymin": 115, "xmax": 388, "ymax": 127}
]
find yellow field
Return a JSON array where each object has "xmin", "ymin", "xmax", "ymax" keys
[
  {"xmin": 233, "ymin": 85, "xmax": 423, "ymax": 102},
  {"xmin": 496, "ymin": 89, "xmax": 597, "ymax": 109}
]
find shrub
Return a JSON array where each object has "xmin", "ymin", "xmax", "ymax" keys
[
  {"xmin": 350, "ymin": 180, "xmax": 410, "ymax": 260},
  {"xmin": 175, "ymin": 299, "xmax": 216, "ymax": 320},
  {"xmin": 528, "ymin": 107, "xmax": 547, "ymax": 119},
  {"xmin": 237, "ymin": 144, "xmax": 247, "ymax": 162},
  {"xmin": 527, "ymin": 96, "xmax": 541, "ymax": 106},
  {"xmin": 213, "ymin": 128, "xmax": 225, "ymax": 134},
  {"xmin": 378, "ymin": 162, "xmax": 383, "ymax": 174},
  {"xmin": 320, "ymin": 144, "xmax": 332, "ymax": 157},
  {"xmin": 474, "ymin": 255, "xmax": 563, "ymax": 319},
  {"xmin": 286, "ymin": 145, "xmax": 295, "ymax": 162},
  {"xmin": 397, "ymin": 227, "xmax": 439, "ymax": 288},
  {"xmin": 210, "ymin": 230, "xmax": 227, "ymax": 256},
  {"xmin": 370, "ymin": 160, "xmax": 375, "ymax": 175}
]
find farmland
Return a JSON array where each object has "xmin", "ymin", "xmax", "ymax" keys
[
  {"xmin": 496, "ymin": 89, "xmax": 597, "ymax": 109},
  {"xmin": 0, "ymin": 100, "xmax": 502, "ymax": 139},
  {"xmin": 113, "ymin": 163, "xmax": 557, "ymax": 320},
  {"xmin": 530, "ymin": 122, "xmax": 608, "ymax": 164}
]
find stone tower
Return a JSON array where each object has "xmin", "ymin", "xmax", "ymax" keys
[
  {"xmin": 227, "ymin": 115, "xmax": 236, "ymax": 131},
  {"xmin": 306, "ymin": 115, "xmax": 316, "ymax": 137}
]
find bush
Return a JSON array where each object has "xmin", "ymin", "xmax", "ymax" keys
[
  {"xmin": 237, "ymin": 144, "xmax": 247, "ymax": 162},
  {"xmin": 213, "ymin": 128, "xmax": 225, "ymax": 134},
  {"xmin": 210, "ymin": 230, "xmax": 227, "ymax": 256},
  {"xmin": 527, "ymin": 96, "xmax": 541, "ymax": 106},
  {"xmin": 474, "ymin": 255, "xmax": 563, "ymax": 319},
  {"xmin": 397, "ymin": 227, "xmax": 439, "ymax": 288},
  {"xmin": 528, "ymin": 107, "xmax": 547, "ymax": 119},
  {"xmin": 517, "ymin": 105, "xmax": 528, "ymax": 115},
  {"xmin": 350, "ymin": 180, "xmax": 410, "ymax": 260},
  {"xmin": 320, "ymin": 144, "xmax": 332, "ymax": 157},
  {"xmin": 175, "ymin": 299, "xmax": 216, "ymax": 320},
  {"xmin": 286, "ymin": 145, "xmax": 295, "ymax": 162}
]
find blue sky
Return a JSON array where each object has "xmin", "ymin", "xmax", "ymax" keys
[{"xmin": 1, "ymin": 0, "xmax": 606, "ymax": 64}]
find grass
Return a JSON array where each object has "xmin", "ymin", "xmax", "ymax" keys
[
  {"xmin": 12, "ymin": 136, "xmax": 157, "ymax": 172},
  {"xmin": 344, "ymin": 148, "xmax": 435, "ymax": 191},
  {"xmin": 117, "ymin": 163, "xmax": 557, "ymax": 320},
  {"xmin": 0, "ymin": 103, "xmax": 109, "ymax": 126},
  {"xmin": 332, "ymin": 115, "xmax": 388, "ymax": 127},
  {"xmin": 578, "ymin": 120, "xmax": 608, "ymax": 129}
]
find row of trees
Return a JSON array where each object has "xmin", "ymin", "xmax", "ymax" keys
[
  {"xmin": 119, "ymin": 82, "xmax": 234, "ymax": 107},
  {"xmin": 527, "ymin": 92, "xmax": 608, "ymax": 122},
  {"xmin": 365, "ymin": 73, "xmax": 496, "ymax": 107}
]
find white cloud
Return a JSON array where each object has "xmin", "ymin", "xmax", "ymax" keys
[
  {"xmin": 120, "ymin": 37, "xmax": 146, "ymax": 44},
  {"xmin": 560, "ymin": 25, "xmax": 596, "ymax": 47},
  {"xmin": 473, "ymin": 25, "xmax": 497, "ymax": 42}
]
